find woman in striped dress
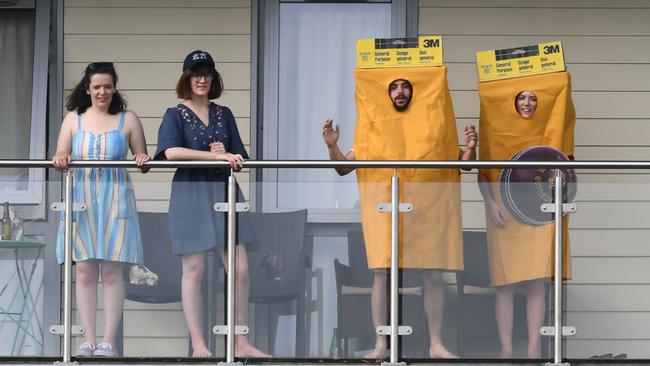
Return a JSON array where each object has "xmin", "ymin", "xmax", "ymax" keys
[{"xmin": 52, "ymin": 62, "xmax": 150, "ymax": 357}]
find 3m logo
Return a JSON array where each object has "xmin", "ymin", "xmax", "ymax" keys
[
  {"xmin": 423, "ymin": 38, "xmax": 440, "ymax": 48},
  {"xmin": 543, "ymin": 44, "xmax": 560, "ymax": 55}
]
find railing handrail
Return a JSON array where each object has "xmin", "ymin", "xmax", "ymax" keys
[{"xmin": 2, "ymin": 159, "xmax": 650, "ymax": 169}]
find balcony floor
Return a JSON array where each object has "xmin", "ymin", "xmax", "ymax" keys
[{"xmin": 2, "ymin": 358, "xmax": 650, "ymax": 366}]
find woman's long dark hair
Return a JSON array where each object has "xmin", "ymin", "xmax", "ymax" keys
[{"xmin": 65, "ymin": 62, "xmax": 126, "ymax": 114}]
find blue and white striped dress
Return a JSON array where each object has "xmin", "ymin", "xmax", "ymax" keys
[{"xmin": 56, "ymin": 112, "xmax": 143, "ymax": 264}]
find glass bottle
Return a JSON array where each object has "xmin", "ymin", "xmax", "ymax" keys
[
  {"xmin": 329, "ymin": 328, "xmax": 339, "ymax": 358},
  {"xmin": 2, "ymin": 202, "xmax": 12, "ymax": 240}
]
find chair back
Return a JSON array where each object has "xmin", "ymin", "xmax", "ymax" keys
[
  {"xmin": 125, "ymin": 211, "xmax": 183, "ymax": 303},
  {"xmin": 346, "ymin": 229, "xmax": 422, "ymax": 287},
  {"xmin": 459, "ymin": 231, "xmax": 491, "ymax": 288},
  {"xmin": 346, "ymin": 230, "xmax": 374, "ymax": 287},
  {"xmin": 338, "ymin": 230, "xmax": 427, "ymax": 356},
  {"xmin": 246, "ymin": 209, "xmax": 308, "ymax": 302}
]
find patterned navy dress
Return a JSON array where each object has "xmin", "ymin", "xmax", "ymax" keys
[{"xmin": 155, "ymin": 103, "xmax": 253, "ymax": 255}]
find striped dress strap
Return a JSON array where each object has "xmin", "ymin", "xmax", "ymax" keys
[
  {"xmin": 77, "ymin": 113, "xmax": 82, "ymax": 130},
  {"xmin": 118, "ymin": 111, "xmax": 126, "ymax": 130}
]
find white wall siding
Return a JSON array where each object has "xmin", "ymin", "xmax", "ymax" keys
[
  {"xmin": 63, "ymin": 0, "xmax": 251, "ymax": 356},
  {"xmin": 420, "ymin": 0, "xmax": 650, "ymax": 358}
]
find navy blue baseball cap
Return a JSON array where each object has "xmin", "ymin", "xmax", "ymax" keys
[{"xmin": 182, "ymin": 50, "xmax": 215, "ymax": 71}]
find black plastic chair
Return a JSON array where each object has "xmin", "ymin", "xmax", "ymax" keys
[
  {"xmin": 228, "ymin": 209, "xmax": 310, "ymax": 356},
  {"xmin": 125, "ymin": 212, "xmax": 183, "ymax": 303},
  {"xmin": 455, "ymin": 231, "xmax": 492, "ymax": 356},
  {"xmin": 116, "ymin": 211, "xmax": 207, "ymax": 357},
  {"xmin": 334, "ymin": 230, "xmax": 427, "ymax": 358}
]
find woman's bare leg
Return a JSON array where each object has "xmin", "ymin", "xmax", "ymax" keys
[
  {"xmin": 76, "ymin": 260, "xmax": 100, "ymax": 345},
  {"xmin": 221, "ymin": 246, "xmax": 270, "ymax": 357},
  {"xmin": 526, "ymin": 279, "xmax": 545, "ymax": 358},
  {"xmin": 495, "ymin": 284, "xmax": 515, "ymax": 358},
  {"xmin": 100, "ymin": 261, "xmax": 125, "ymax": 346},
  {"xmin": 181, "ymin": 252, "xmax": 212, "ymax": 357}
]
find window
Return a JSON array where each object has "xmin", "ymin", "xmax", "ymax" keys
[
  {"xmin": 0, "ymin": 0, "xmax": 48, "ymax": 204},
  {"xmin": 260, "ymin": 0, "xmax": 405, "ymax": 219}
]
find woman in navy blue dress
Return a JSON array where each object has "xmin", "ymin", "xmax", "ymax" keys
[{"xmin": 155, "ymin": 50, "xmax": 268, "ymax": 358}]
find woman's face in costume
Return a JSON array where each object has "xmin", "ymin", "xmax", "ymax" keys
[
  {"xmin": 388, "ymin": 79, "xmax": 413, "ymax": 112},
  {"xmin": 515, "ymin": 90, "xmax": 537, "ymax": 119}
]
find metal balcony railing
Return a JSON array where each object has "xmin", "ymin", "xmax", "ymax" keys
[{"xmin": 2, "ymin": 159, "xmax": 649, "ymax": 365}]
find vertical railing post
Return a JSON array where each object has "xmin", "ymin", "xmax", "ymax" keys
[
  {"xmin": 225, "ymin": 173, "xmax": 237, "ymax": 364},
  {"xmin": 375, "ymin": 169, "xmax": 411, "ymax": 366},
  {"xmin": 62, "ymin": 169, "xmax": 73, "ymax": 363},
  {"xmin": 552, "ymin": 171, "xmax": 565, "ymax": 365},
  {"xmin": 213, "ymin": 171, "xmax": 248, "ymax": 364},
  {"xmin": 389, "ymin": 171, "xmax": 400, "ymax": 364},
  {"xmin": 540, "ymin": 169, "xmax": 576, "ymax": 365}
]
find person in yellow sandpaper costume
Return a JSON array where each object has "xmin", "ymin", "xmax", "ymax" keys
[
  {"xmin": 477, "ymin": 71, "xmax": 575, "ymax": 359},
  {"xmin": 322, "ymin": 66, "xmax": 477, "ymax": 359}
]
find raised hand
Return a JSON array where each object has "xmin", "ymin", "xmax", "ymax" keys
[
  {"xmin": 464, "ymin": 125, "xmax": 477, "ymax": 150},
  {"xmin": 322, "ymin": 118, "xmax": 340, "ymax": 148}
]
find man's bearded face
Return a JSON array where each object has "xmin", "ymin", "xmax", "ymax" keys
[{"xmin": 388, "ymin": 79, "xmax": 413, "ymax": 112}]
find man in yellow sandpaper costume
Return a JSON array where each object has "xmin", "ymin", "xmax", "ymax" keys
[
  {"xmin": 477, "ymin": 71, "xmax": 575, "ymax": 358},
  {"xmin": 322, "ymin": 66, "xmax": 477, "ymax": 358}
]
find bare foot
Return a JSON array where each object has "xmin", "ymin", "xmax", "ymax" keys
[
  {"xmin": 364, "ymin": 347, "xmax": 388, "ymax": 359},
  {"xmin": 429, "ymin": 343, "xmax": 459, "ymax": 359},
  {"xmin": 235, "ymin": 340, "xmax": 270, "ymax": 358},
  {"xmin": 500, "ymin": 348, "xmax": 513, "ymax": 359},
  {"xmin": 527, "ymin": 343, "xmax": 541, "ymax": 358},
  {"xmin": 192, "ymin": 346, "xmax": 213, "ymax": 358}
]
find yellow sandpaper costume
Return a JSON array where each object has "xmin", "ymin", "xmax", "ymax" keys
[
  {"xmin": 478, "ymin": 71, "xmax": 575, "ymax": 286},
  {"xmin": 353, "ymin": 66, "xmax": 463, "ymax": 270}
]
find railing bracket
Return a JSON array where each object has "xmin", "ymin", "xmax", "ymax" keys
[
  {"xmin": 377, "ymin": 203, "xmax": 413, "ymax": 212},
  {"xmin": 49, "ymin": 325, "xmax": 84, "ymax": 335},
  {"xmin": 541, "ymin": 326, "xmax": 576, "ymax": 337},
  {"xmin": 376, "ymin": 325, "xmax": 412, "ymax": 336},
  {"xmin": 214, "ymin": 202, "xmax": 250, "ymax": 212},
  {"xmin": 213, "ymin": 325, "xmax": 249, "ymax": 335},
  {"xmin": 540, "ymin": 203, "xmax": 577, "ymax": 213},
  {"xmin": 50, "ymin": 202, "xmax": 86, "ymax": 212}
]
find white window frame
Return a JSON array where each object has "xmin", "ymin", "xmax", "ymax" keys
[
  {"xmin": 257, "ymin": 0, "xmax": 417, "ymax": 221},
  {"xmin": 0, "ymin": 0, "xmax": 48, "ymax": 204}
]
